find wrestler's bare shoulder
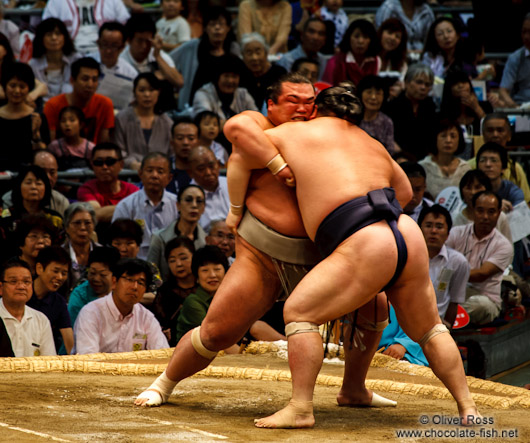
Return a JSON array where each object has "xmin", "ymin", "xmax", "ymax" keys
[{"xmin": 225, "ymin": 111, "xmax": 274, "ymax": 136}]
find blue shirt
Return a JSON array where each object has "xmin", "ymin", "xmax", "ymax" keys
[
  {"xmin": 276, "ymin": 45, "xmax": 327, "ymax": 80},
  {"xmin": 500, "ymin": 47, "xmax": 530, "ymax": 104},
  {"xmin": 112, "ymin": 188, "xmax": 179, "ymax": 259},
  {"xmin": 68, "ymin": 280, "xmax": 99, "ymax": 327},
  {"xmin": 497, "ymin": 179, "xmax": 525, "ymax": 206}
]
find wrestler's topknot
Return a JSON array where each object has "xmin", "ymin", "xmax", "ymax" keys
[{"xmin": 315, "ymin": 81, "xmax": 363, "ymax": 125}]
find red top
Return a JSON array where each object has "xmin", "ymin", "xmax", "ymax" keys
[{"xmin": 77, "ymin": 179, "xmax": 139, "ymax": 206}]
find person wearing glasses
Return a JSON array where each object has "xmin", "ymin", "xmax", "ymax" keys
[
  {"xmin": 0, "ymin": 257, "xmax": 56, "ymax": 357},
  {"xmin": 77, "ymin": 143, "xmax": 139, "ymax": 223},
  {"xmin": 73, "ymin": 258, "xmax": 168, "ymax": 354},
  {"xmin": 205, "ymin": 219, "xmax": 235, "ymax": 264}
]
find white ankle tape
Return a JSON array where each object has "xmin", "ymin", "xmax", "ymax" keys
[
  {"xmin": 285, "ymin": 322, "xmax": 319, "ymax": 338},
  {"xmin": 418, "ymin": 323, "xmax": 449, "ymax": 348},
  {"xmin": 191, "ymin": 326, "xmax": 218, "ymax": 359},
  {"xmin": 150, "ymin": 371, "xmax": 176, "ymax": 402}
]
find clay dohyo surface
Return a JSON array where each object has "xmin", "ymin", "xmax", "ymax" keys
[{"xmin": 0, "ymin": 353, "xmax": 529, "ymax": 442}]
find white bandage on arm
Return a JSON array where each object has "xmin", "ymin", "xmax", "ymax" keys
[
  {"xmin": 285, "ymin": 321, "xmax": 320, "ymax": 338},
  {"xmin": 418, "ymin": 324, "xmax": 449, "ymax": 348},
  {"xmin": 191, "ymin": 326, "xmax": 218, "ymax": 359},
  {"xmin": 266, "ymin": 154, "xmax": 288, "ymax": 175}
]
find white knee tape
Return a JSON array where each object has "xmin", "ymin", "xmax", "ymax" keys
[
  {"xmin": 191, "ymin": 326, "xmax": 218, "ymax": 360},
  {"xmin": 285, "ymin": 321, "xmax": 320, "ymax": 338},
  {"xmin": 418, "ymin": 323, "xmax": 449, "ymax": 348}
]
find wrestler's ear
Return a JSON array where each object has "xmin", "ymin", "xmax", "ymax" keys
[{"xmin": 309, "ymin": 104, "xmax": 318, "ymax": 120}]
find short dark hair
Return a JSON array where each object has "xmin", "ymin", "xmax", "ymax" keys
[
  {"xmin": 1, "ymin": 61, "xmax": 35, "ymax": 90},
  {"xmin": 191, "ymin": 245, "xmax": 229, "ymax": 278},
  {"xmin": 266, "ymin": 72, "xmax": 313, "ymax": 104},
  {"xmin": 433, "ymin": 119, "xmax": 465, "ymax": 156},
  {"xmin": 36, "ymin": 245, "xmax": 71, "ymax": 270},
  {"xmin": 215, "ymin": 54, "xmax": 245, "ymax": 81},
  {"xmin": 113, "ymin": 258, "xmax": 153, "ymax": 287},
  {"xmin": 14, "ymin": 214, "xmax": 56, "ymax": 248},
  {"xmin": 125, "ymin": 14, "xmax": 156, "ymax": 40},
  {"xmin": 357, "ymin": 75, "xmax": 388, "ymax": 102},
  {"xmin": 315, "ymin": 81, "xmax": 363, "ymax": 125},
  {"xmin": 164, "ymin": 236, "xmax": 196, "ymax": 261},
  {"xmin": 203, "ymin": 6, "xmax": 232, "ymax": 28},
  {"xmin": 58, "ymin": 106, "xmax": 86, "ymax": 131},
  {"xmin": 377, "ymin": 18, "xmax": 408, "ymax": 71},
  {"xmin": 418, "ymin": 204, "xmax": 453, "ymax": 232},
  {"xmin": 91, "ymin": 142, "xmax": 123, "ymax": 160},
  {"xmin": 107, "ymin": 219, "xmax": 144, "ymax": 246},
  {"xmin": 400, "ymin": 161, "xmax": 426, "ymax": 179},
  {"xmin": 71, "ymin": 57, "xmax": 101, "ymax": 79},
  {"xmin": 472, "ymin": 190, "xmax": 501, "ymax": 210},
  {"xmin": 140, "ymin": 152, "xmax": 171, "ymax": 171},
  {"xmin": 98, "ymin": 21, "xmax": 127, "ymax": 42},
  {"xmin": 476, "ymin": 142, "xmax": 508, "ymax": 169},
  {"xmin": 194, "ymin": 111, "xmax": 220, "ymax": 134},
  {"xmin": 423, "ymin": 17, "xmax": 462, "ymax": 58},
  {"xmin": 133, "ymin": 71, "xmax": 162, "ymax": 92},
  {"xmin": 458, "ymin": 169, "xmax": 492, "ymax": 199},
  {"xmin": 1, "ymin": 257, "xmax": 32, "ymax": 281},
  {"xmin": 88, "ymin": 246, "xmax": 121, "ymax": 268},
  {"xmin": 177, "ymin": 184, "xmax": 205, "ymax": 202},
  {"xmin": 292, "ymin": 57, "xmax": 319, "ymax": 73},
  {"xmin": 171, "ymin": 117, "xmax": 198, "ymax": 136},
  {"xmin": 303, "ymin": 17, "xmax": 325, "ymax": 33},
  {"xmin": 12, "ymin": 165, "xmax": 52, "ymax": 211},
  {"xmin": 32, "ymin": 18, "xmax": 76, "ymax": 58},
  {"xmin": 339, "ymin": 19, "xmax": 379, "ymax": 56}
]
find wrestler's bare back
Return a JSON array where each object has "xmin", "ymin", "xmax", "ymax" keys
[{"xmin": 265, "ymin": 116, "xmax": 412, "ymax": 239}]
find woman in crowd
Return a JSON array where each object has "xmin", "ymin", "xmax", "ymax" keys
[
  {"xmin": 63, "ymin": 202, "xmax": 100, "ymax": 291},
  {"xmin": 419, "ymin": 119, "xmax": 471, "ymax": 200},
  {"xmin": 377, "ymin": 18, "xmax": 407, "ymax": 99},
  {"xmin": 147, "ymin": 184, "xmax": 206, "ymax": 280},
  {"xmin": 357, "ymin": 75, "xmax": 394, "ymax": 154},
  {"xmin": 113, "ymin": 73, "xmax": 173, "ymax": 171},
  {"xmin": 322, "ymin": 19, "xmax": 381, "ymax": 86},
  {"xmin": 0, "ymin": 63, "xmax": 50, "ymax": 171},
  {"xmin": 29, "ymin": 18, "xmax": 79, "ymax": 103},
  {"xmin": 152, "ymin": 236, "xmax": 197, "ymax": 346},
  {"xmin": 106, "ymin": 218, "xmax": 143, "ymax": 259},
  {"xmin": 237, "ymin": 0, "xmax": 292, "ymax": 55}
]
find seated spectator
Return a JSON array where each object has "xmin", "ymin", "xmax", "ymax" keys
[
  {"xmin": 323, "ymin": 19, "xmax": 381, "ymax": 86},
  {"xmin": 239, "ymin": 33, "xmax": 287, "ymax": 111},
  {"xmin": 383, "ymin": 63, "xmax": 436, "ymax": 161},
  {"xmin": 29, "ymin": 246, "xmax": 72, "ymax": 354},
  {"xmin": 74, "ymin": 258, "xmax": 169, "ymax": 354},
  {"xmin": 156, "ymin": 0, "xmax": 191, "ymax": 53},
  {"xmin": 0, "ymin": 63, "xmax": 50, "ymax": 171},
  {"xmin": 205, "ymin": 219, "xmax": 235, "ymax": 264},
  {"xmin": 89, "ymin": 22, "xmax": 137, "ymax": 112},
  {"xmin": 12, "ymin": 214, "xmax": 56, "ymax": 275},
  {"xmin": 112, "ymin": 153, "xmax": 178, "ymax": 260},
  {"xmin": 167, "ymin": 118, "xmax": 196, "ymax": 195},
  {"xmin": 63, "ymin": 202, "xmax": 100, "ymax": 291},
  {"xmin": 418, "ymin": 205, "xmax": 470, "ymax": 329},
  {"xmin": 29, "ymin": 18, "xmax": 79, "ymax": 103},
  {"xmin": 0, "ymin": 257, "xmax": 56, "ymax": 356},
  {"xmin": 106, "ymin": 219, "xmax": 143, "ymax": 259},
  {"xmin": 419, "ymin": 119, "xmax": 470, "ymax": 200},
  {"xmin": 77, "ymin": 142, "xmax": 139, "ymax": 223},
  {"xmin": 375, "ymin": 0, "xmax": 434, "ymax": 52},
  {"xmin": 1, "ymin": 165, "xmax": 63, "ymax": 234},
  {"xmin": 446, "ymin": 191, "xmax": 513, "ymax": 325},
  {"xmin": 319, "ymin": 0, "xmax": 348, "ymax": 49},
  {"xmin": 120, "ymin": 14, "xmax": 183, "ymax": 112},
  {"xmin": 277, "ymin": 17, "xmax": 327, "ymax": 79},
  {"xmin": 0, "ymin": 5, "xmax": 19, "ymax": 57},
  {"xmin": 453, "ymin": 170, "xmax": 512, "ymax": 242},
  {"xmin": 147, "ymin": 184, "xmax": 206, "ymax": 280},
  {"xmin": 400, "ymin": 162, "xmax": 432, "ymax": 222},
  {"xmin": 237, "ymin": 0, "xmax": 291, "ymax": 55},
  {"xmin": 192, "ymin": 54, "xmax": 259, "ymax": 127},
  {"xmin": 169, "ymin": 6, "xmax": 241, "ymax": 112},
  {"xmin": 194, "ymin": 111, "xmax": 228, "ymax": 166},
  {"xmin": 0, "ymin": 31, "xmax": 15, "ymax": 99},
  {"xmin": 48, "ymin": 106, "xmax": 95, "ymax": 170},
  {"xmin": 187, "ymin": 146, "xmax": 230, "ymax": 230},
  {"xmin": 42, "ymin": 0, "xmax": 130, "ymax": 55},
  {"xmin": 499, "ymin": 14, "xmax": 530, "ymax": 108},
  {"xmin": 152, "ymin": 236, "xmax": 196, "ymax": 346},
  {"xmin": 44, "ymin": 57, "xmax": 114, "ymax": 144},
  {"xmin": 357, "ymin": 75, "xmax": 394, "ymax": 154},
  {"xmin": 175, "ymin": 245, "xmax": 234, "ymax": 346},
  {"xmin": 377, "ymin": 18, "xmax": 408, "ymax": 84},
  {"xmin": 68, "ymin": 246, "xmax": 120, "ymax": 326},
  {"xmin": 113, "ymin": 73, "xmax": 173, "ymax": 171},
  {"xmin": 476, "ymin": 142, "xmax": 525, "ymax": 212},
  {"xmin": 291, "ymin": 57, "xmax": 319, "ymax": 85}
]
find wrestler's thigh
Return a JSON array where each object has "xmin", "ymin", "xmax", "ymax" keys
[
  {"xmin": 284, "ymin": 222, "xmax": 398, "ymax": 325},
  {"xmin": 201, "ymin": 237, "xmax": 281, "ymax": 345},
  {"xmin": 386, "ymin": 216, "xmax": 441, "ymax": 342}
]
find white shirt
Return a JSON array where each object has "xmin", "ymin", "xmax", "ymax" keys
[
  {"xmin": 192, "ymin": 176, "xmax": 230, "ymax": 230},
  {"xmin": 74, "ymin": 294, "xmax": 169, "ymax": 354},
  {"xmin": 120, "ymin": 46, "xmax": 176, "ymax": 74},
  {"xmin": 75, "ymin": 0, "xmax": 100, "ymax": 54},
  {"xmin": 156, "ymin": 16, "xmax": 191, "ymax": 46},
  {"xmin": 429, "ymin": 245, "xmax": 470, "ymax": 318},
  {"xmin": 0, "ymin": 299, "xmax": 56, "ymax": 357}
]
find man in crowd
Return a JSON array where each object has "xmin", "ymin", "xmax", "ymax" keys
[
  {"xmin": 166, "ymin": 118, "xmax": 197, "ymax": 195},
  {"xmin": 401, "ymin": 162, "xmax": 433, "ymax": 222},
  {"xmin": 446, "ymin": 191, "xmax": 513, "ymax": 325},
  {"xmin": 205, "ymin": 219, "xmax": 235, "ymax": 264},
  {"xmin": 0, "ymin": 258, "xmax": 56, "ymax": 357},
  {"xmin": 44, "ymin": 57, "xmax": 115, "ymax": 143},
  {"xmin": 419, "ymin": 205, "xmax": 470, "ymax": 329},
  {"xmin": 113, "ymin": 153, "xmax": 178, "ymax": 260},
  {"xmin": 74, "ymin": 258, "xmax": 169, "ymax": 354},
  {"xmin": 78, "ymin": 143, "xmax": 139, "ymax": 223}
]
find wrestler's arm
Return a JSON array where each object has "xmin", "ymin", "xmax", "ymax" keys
[
  {"xmin": 225, "ymin": 152, "xmax": 251, "ymax": 230},
  {"xmin": 390, "ymin": 159, "xmax": 413, "ymax": 210}
]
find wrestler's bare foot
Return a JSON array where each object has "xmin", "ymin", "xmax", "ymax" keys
[
  {"xmin": 458, "ymin": 398, "xmax": 481, "ymax": 426},
  {"xmin": 337, "ymin": 388, "xmax": 397, "ymax": 407},
  {"xmin": 134, "ymin": 389, "xmax": 166, "ymax": 407},
  {"xmin": 254, "ymin": 399, "xmax": 315, "ymax": 429}
]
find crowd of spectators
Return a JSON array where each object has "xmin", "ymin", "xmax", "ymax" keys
[{"xmin": 0, "ymin": 0, "xmax": 529, "ymax": 382}]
